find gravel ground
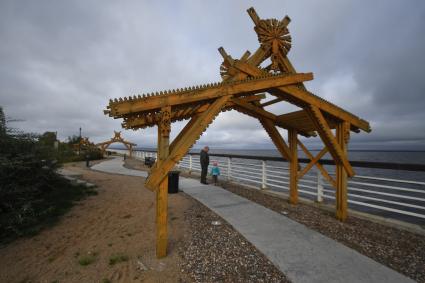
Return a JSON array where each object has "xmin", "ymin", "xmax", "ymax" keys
[
  {"xmin": 124, "ymin": 158, "xmax": 290, "ymax": 282},
  {"xmin": 217, "ymin": 181, "xmax": 425, "ymax": 283},
  {"xmin": 179, "ymin": 198, "xmax": 289, "ymax": 283},
  {"xmin": 126, "ymin": 157, "xmax": 424, "ymax": 282}
]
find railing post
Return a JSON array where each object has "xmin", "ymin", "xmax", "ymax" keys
[
  {"xmin": 317, "ymin": 171, "xmax": 324, "ymax": 203},
  {"xmin": 227, "ymin": 157, "xmax": 232, "ymax": 181},
  {"xmin": 189, "ymin": 154, "xmax": 193, "ymax": 173},
  {"xmin": 261, "ymin": 160, "xmax": 267, "ymax": 190}
]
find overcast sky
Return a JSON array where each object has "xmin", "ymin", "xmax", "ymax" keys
[{"xmin": 1, "ymin": 0, "xmax": 424, "ymax": 150}]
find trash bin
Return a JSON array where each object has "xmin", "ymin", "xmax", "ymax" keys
[
  {"xmin": 144, "ymin": 157, "xmax": 156, "ymax": 167},
  {"xmin": 168, "ymin": 171, "xmax": 180, "ymax": 194}
]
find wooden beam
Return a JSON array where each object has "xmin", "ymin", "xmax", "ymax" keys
[
  {"xmin": 108, "ymin": 73, "xmax": 313, "ymax": 117},
  {"xmin": 146, "ymin": 96, "xmax": 231, "ymax": 191},
  {"xmin": 289, "ymin": 129, "xmax": 298, "ymax": 204},
  {"xmin": 297, "ymin": 145, "xmax": 327, "ymax": 178},
  {"xmin": 247, "ymin": 7, "xmax": 261, "ymax": 25},
  {"xmin": 168, "ymin": 114, "xmax": 202, "ymax": 155},
  {"xmin": 279, "ymin": 86, "xmax": 371, "ymax": 132},
  {"xmin": 156, "ymin": 106, "xmax": 171, "ymax": 258},
  {"xmin": 261, "ymin": 97, "xmax": 283, "ymax": 107},
  {"xmin": 259, "ymin": 118, "xmax": 292, "ymax": 161},
  {"xmin": 124, "ymin": 94, "xmax": 266, "ymax": 129},
  {"xmin": 232, "ymin": 98, "xmax": 276, "ymax": 121},
  {"xmin": 336, "ymin": 121, "xmax": 349, "ymax": 221},
  {"xmin": 231, "ymin": 104, "xmax": 314, "ymax": 138},
  {"xmin": 230, "ymin": 60, "xmax": 370, "ymax": 132},
  {"xmin": 297, "ymin": 140, "xmax": 336, "ymax": 188},
  {"xmin": 306, "ymin": 105, "xmax": 355, "ymax": 177}
]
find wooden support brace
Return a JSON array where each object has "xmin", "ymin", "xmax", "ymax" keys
[
  {"xmin": 259, "ymin": 118, "xmax": 292, "ymax": 162},
  {"xmin": 297, "ymin": 140, "xmax": 336, "ymax": 188},
  {"xmin": 146, "ymin": 96, "xmax": 231, "ymax": 190},
  {"xmin": 306, "ymin": 105, "xmax": 355, "ymax": 177},
  {"xmin": 289, "ymin": 129, "xmax": 298, "ymax": 204}
]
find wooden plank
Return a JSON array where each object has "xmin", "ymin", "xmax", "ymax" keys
[
  {"xmin": 146, "ymin": 96, "xmax": 231, "ymax": 190},
  {"xmin": 336, "ymin": 121, "xmax": 349, "ymax": 221},
  {"xmin": 289, "ymin": 129, "xmax": 298, "ymax": 204},
  {"xmin": 306, "ymin": 105, "xmax": 355, "ymax": 177},
  {"xmin": 260, "ymin": 118, "xmax": 292, "ymax": 161},
  {"xmin": 108, "ymin": 73, "xmax": 312, "ymax": 117}
]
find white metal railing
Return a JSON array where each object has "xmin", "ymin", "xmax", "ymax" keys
[{"xmin": 111, "ymin": 149, "xmax": 425, "ymax": 223}]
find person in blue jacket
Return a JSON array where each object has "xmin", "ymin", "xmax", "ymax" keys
[{"xmin": 210, "ymin": 161, "xmax": 221, "ymax": 185}]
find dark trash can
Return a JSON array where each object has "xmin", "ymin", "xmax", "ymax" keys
[
  {"xmin": 144, "ymin": 157, "xmax": 156, "ymax": 167},
  {"xmin": 168, "ymin": 171, "xmax": 180, "ymax": 194}
]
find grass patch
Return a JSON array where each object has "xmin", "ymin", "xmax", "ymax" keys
[
  {"xmin": 109, "ymin": 254, "xmax": 129, "ymax": 266},
  {"xmin": 102, "ymin": 279, "xmax": 112, "ymax": 283},
  {"xmin": 78, "ymin": 254, "xmax": 97, "ymax": 266}
]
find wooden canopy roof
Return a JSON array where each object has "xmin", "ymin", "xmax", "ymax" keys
[{"xmin": 104, "ymin": 6, "xmax": 371, "ymax": 186}]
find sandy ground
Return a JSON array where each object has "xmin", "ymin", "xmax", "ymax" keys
[
  {"xmin": 0, "ymin": 161, "xmax": 192, "ymax": 283},
  {"xmin": 0, "ymin": 159, "xmax": 289, "ymax": 283}
]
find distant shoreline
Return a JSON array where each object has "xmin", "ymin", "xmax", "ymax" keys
[{"xmin": 108, "ymin": 147, "xmax": 425, "ymax": 153}]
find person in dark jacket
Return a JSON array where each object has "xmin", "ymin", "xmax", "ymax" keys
[{"xmin": 200, "ymin": 146, "xmax": 210, "ymax": 184}]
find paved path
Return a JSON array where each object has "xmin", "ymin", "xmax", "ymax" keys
[
  {"xmin": 92, "ymin": 157, "xmax": 414, "ymax": 283},
  {"xmin": 91, "ymin": 157, "xmax": 148, "ymax": 177}
]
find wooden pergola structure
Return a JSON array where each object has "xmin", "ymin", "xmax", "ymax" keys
[
  {"xmin": 73, "ymin": 137, "xmax": 96, "ymax": 154},
  {"xmin": 104, "ymin": 7, "xmax": 371, "ymax": 258},
  {"xmin": 96, "ymin": 131, "xmax": 136, "ymax": 157}
]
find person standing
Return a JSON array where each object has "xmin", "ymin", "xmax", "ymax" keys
[
  {"xmin": 210, "ymin": 161, "xmax": 220, "ymax": 185},
  {"xmin": 200, "ymin": 146, "xmax": 210, "ymax": 184}
]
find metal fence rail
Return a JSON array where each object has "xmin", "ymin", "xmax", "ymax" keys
[{"xmin": 111, "ymin": 149, "xmax": 425, "ymax": 225}]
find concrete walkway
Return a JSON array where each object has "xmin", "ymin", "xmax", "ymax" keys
[
  {"xmin": 91, "ymin": 157, "xmax": 148, "ymax": 177},
  {"xmin": 92, "ymin": 157, "xmax": 414, "ymax": 283}
]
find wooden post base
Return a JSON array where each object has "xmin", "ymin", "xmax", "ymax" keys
[{"xmin": 156, "ymin": 177, "xmax": 168, "ymax": 258}]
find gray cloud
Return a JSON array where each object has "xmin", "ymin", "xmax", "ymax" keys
[{"xmin": 1, "ymin": 0, "xmax": 424, "ymax": 150}]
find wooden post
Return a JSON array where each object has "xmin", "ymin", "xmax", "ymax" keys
[
  {"xmin": 289, "ymin": 129, "xmax": 298, "ymax": 204},
  {"xmin": 156, "ymin": 106, "xmax": 171, "ymax": 258},
  {"xmin": 336, "ymin": 122, "xmax": 349, "ymax": 221}
]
